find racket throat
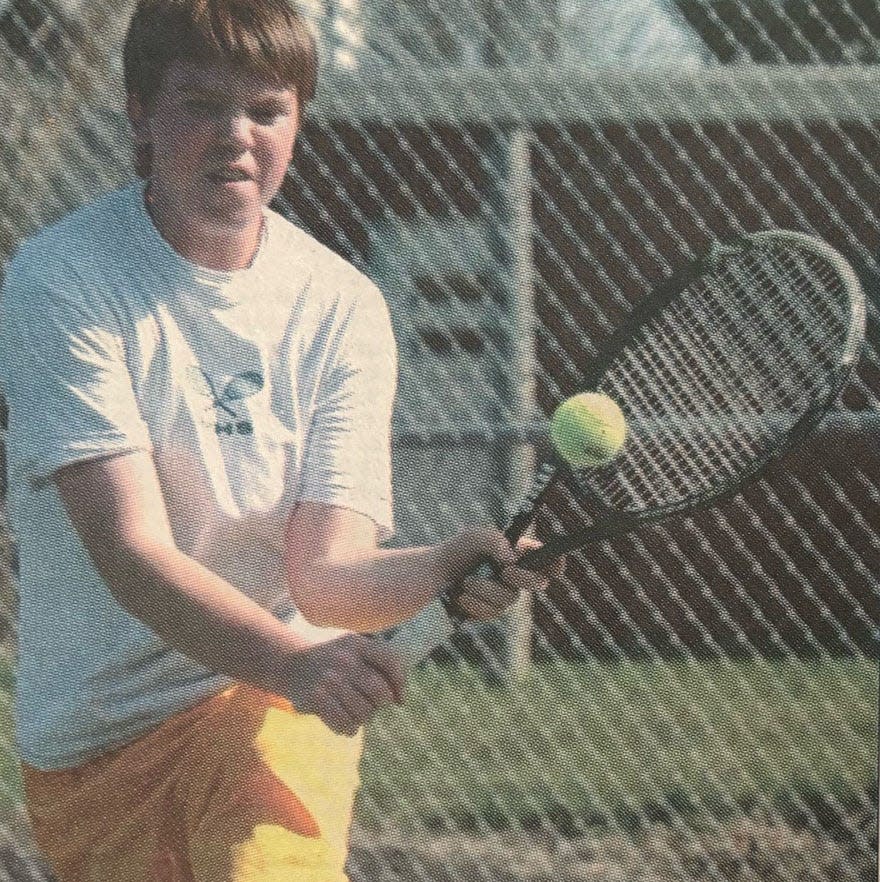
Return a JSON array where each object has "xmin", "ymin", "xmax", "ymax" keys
[{"xmin": 505, "ymin": 460, "xmax": 561, "ymax": 543}]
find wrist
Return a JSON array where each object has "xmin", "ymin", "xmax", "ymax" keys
[
  {"xmin": 263, "ymin": 630, "xmax": 312, "ymax": 700},
  {"xmin": 432, "ymin": 539, "xmax": 459, "ymax": 593}
]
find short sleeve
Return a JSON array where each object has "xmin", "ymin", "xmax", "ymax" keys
[
  {"xmin": 297, "ymin": 287, "xmax": 398, "ymax": 539},
  {"xmin": 1, "ymin": 253, "xmax": 152, "ymax": 488}
]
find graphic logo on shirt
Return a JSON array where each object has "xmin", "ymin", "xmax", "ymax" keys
[{"xmin": 190, "ymin": 368, "xmax": 263, "ymax": 437}]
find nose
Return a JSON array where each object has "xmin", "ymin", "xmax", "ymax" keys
[{"xmin": 216, "ymin": 111, "xmax": 254, "ymax": 151}]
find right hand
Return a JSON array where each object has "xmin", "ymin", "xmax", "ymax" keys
[
  {"xmin": 281, "ymin": 634, "xmax": 406, "ymax": 737},
  {"xmin": 437, "ymin": 527, "xmax": 555, "ymax": 621}
]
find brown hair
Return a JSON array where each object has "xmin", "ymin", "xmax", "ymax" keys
[{"xmin": 123, "ymin": 0, "xmax": 318, "ymax": 110}]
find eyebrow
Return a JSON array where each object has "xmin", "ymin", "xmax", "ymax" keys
[{"xmin": 176, "ymin": 85, "xmax": 291, "ymax": 102}]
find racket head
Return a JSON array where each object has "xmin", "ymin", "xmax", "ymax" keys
[{"xmin": 552, "ymin": 231, "xmax": 866, "ymax": 539}]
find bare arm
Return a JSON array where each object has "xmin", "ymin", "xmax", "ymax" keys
[
  {"xmin": 284, "ymin": 502, "xmax": 554, "ymax": 632},
  {"xmin": 54, "ymin": 451, "xmax": 404, "ymax": 734},
  {"xmin": 284, "ymin": 503, "xmax": 446, "ymax": 632}
]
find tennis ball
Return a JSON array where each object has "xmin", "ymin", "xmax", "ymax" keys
[{"xmin": 549, "ymin": 392, "xmax": 627, "ymax": 468}]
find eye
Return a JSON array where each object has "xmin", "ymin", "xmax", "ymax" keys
[{"xmin": 250, "ymin": 105, "xmax": 287, "ymax": 125}]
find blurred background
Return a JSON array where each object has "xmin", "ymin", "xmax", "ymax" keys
[{"xmin": 0, "ymin": 1, "xmax": 878, "ymax": 880}]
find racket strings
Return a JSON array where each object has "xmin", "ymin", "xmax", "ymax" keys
[
  {"xmin": 586, "ymin": 243, "xmax": 851, "ymax": 512},
  {"xmin": 675, "ymin": 250, "xmax": 840, "ymax": 410},
  {"xmin": 600, "ymin": 274, "xmax": 786, "ymax": 504},
  {"xmin": 719, "ymin": 249, "xmax": 845, "ymax": 386},
  {"xmin": 602, "ymin": 332, "xmax": 757, "ymax": 509},
  {"xmin": 603, "ymin": 344, "xmax": 743, "ymax": 505}
]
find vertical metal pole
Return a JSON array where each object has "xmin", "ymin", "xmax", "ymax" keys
[
  {"xmin": 504, "ymin": 126, "xmax": 536, "ymax": 680},
  {"xmin": 481, "ymin": 124, "xmax": 535, "ymax": 682},
  {"xmin": 478, "ymin": 0, "xmax": 548, "ymax": 682}
]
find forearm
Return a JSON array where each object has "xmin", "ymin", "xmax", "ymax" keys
[
  {"xmin": 290, "ymin": 544, "xmax": 449, "ymax": 632},
  {"xmin": 99, "ymin": 539, "xmax": 307, "ymax": 696}
]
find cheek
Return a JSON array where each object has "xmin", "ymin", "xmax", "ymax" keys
[
  {"xmin": 153, "ymin": 118, "xmax": 211, "ymax": 169},
  {"xmin": 258, "ymin": 134, "xmax": 296, "ymax": 184}
]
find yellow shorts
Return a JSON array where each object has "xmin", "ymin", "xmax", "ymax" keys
[{"xmin": 21, "ymin": 684, "xmax": 364, "ymax": 882}]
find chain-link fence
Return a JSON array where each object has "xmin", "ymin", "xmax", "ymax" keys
[{"xmin": 1, "ymin": 1, "xmax": 878, "ymax": 880}]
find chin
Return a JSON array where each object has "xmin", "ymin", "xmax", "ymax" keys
[{"xmin": 202, "ymin": 200, "xmax": 262, "ymax": 231}]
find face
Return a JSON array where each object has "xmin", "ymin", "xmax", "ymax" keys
[{"xmin": 129, "ymin": 58, "xmax": 300, "ymax": 248}]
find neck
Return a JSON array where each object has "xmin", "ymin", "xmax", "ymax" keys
[{"xmin": 144, "ymin": 181, "xmax": 264, "ymax": 272}]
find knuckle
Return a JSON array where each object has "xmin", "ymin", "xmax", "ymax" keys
[
  {"xmin": 365, "ymin": 649, "xmax": 405, "ymax": 687},
  {"xmin": 351, "ymin": 675, "xmax": 382, "ymax": 706},
  {"xmin": 339, "ymin": 681, "xmax": 366, "ymax": 706},
  {"xmin": 308, "ymin": 682, "xmax": 332, "ymax": 709}
]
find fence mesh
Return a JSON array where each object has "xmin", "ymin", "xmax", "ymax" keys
[{"xmin": 1, "ymin": 1, "xmax": 878, "ymax": 880}]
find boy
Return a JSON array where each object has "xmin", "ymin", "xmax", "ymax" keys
[{"xmin": 0, "ymin": 1, "xmax": 557, "ymax": 880}]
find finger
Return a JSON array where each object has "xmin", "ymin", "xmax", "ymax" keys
[
  {"xmin": 349, "ymin": 669, "xmax": 399, "ymax": 710},
  {"xmin": 514, "ymin": 536, "xmax": 543, "ymax": 555},
  {"xmin": 455, "ymin": 593, "xmax": 507, "ymax": 621},
  {"xmin": 360, "ymin": 641, "xmax": 407, "ymax": 703},
  {"xmin": 462, "ymin": 573, "xmax": 519, "ymax": 605},
  {"xmin": 329, "ymin": 678, "xmax": 376, "ymax": 729},
  {"xmin": 479, "ymin": 528, "xmax": 517, "ymax": 569},
  {"xmin": 458, "ymin": 574, "xmax": 519, "ymax": 617},
  {"xmin": 500, "ymin": 565, "xmax": 550, "ymax": 595},
  {"xmin": 310, "ymin": 689, "xmax": 360, "ymax": 737},
  {"xmin": 514, "ymin": 538, "xmax": 565, "ymax": 575}
]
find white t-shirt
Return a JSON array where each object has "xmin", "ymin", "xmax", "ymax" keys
[{"xmin": 0, "ymin": 180, "xmax": 397, "ymax": 769}]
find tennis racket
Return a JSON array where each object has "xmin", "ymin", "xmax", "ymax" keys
[{"xmin": 383, "ymin": 230, "xmax": 866, "ymax": 667}]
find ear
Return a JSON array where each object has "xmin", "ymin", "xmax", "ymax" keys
[{"xmin": 126, "ymin": 93, "xmax": 152, "ymax": 146}]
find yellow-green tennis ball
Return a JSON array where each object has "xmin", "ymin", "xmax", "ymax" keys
[{"xmin": 550, "ymin": 393, "xmax": 628, "ymax": 468}]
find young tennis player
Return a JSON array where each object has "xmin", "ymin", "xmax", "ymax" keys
[{"xmin": 0, "ymin": 1, "xmax": 558, "ymax": 879}]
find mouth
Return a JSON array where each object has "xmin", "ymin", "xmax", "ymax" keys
[{"xmin": 206, "ymin": 167, "xmax": 253, "ymax": 184}]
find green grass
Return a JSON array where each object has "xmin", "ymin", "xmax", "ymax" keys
[
  {"xmin": 0, "ymin": 656, "xmax": 23, "ymax": 817},
  {"xmin": 0, "ymin": 655, "xmax": 873, "ymax": 836},
  {"xmin": 358, "ymin": 656, "xmax": 878, "ymax": 833}
]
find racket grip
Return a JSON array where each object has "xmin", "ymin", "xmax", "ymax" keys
[{"xmin": 383, "ymin": 597, "xmax": 455, "ymax": 667}]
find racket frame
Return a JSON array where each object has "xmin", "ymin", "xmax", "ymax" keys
[{"xmin": 521, "ymin": 231, "xmax": 866, "ymax": 568}]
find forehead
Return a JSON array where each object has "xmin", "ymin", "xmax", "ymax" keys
[{"xmin": 162, "ymin": 59, "xmax": 297, "ymax": 102}]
